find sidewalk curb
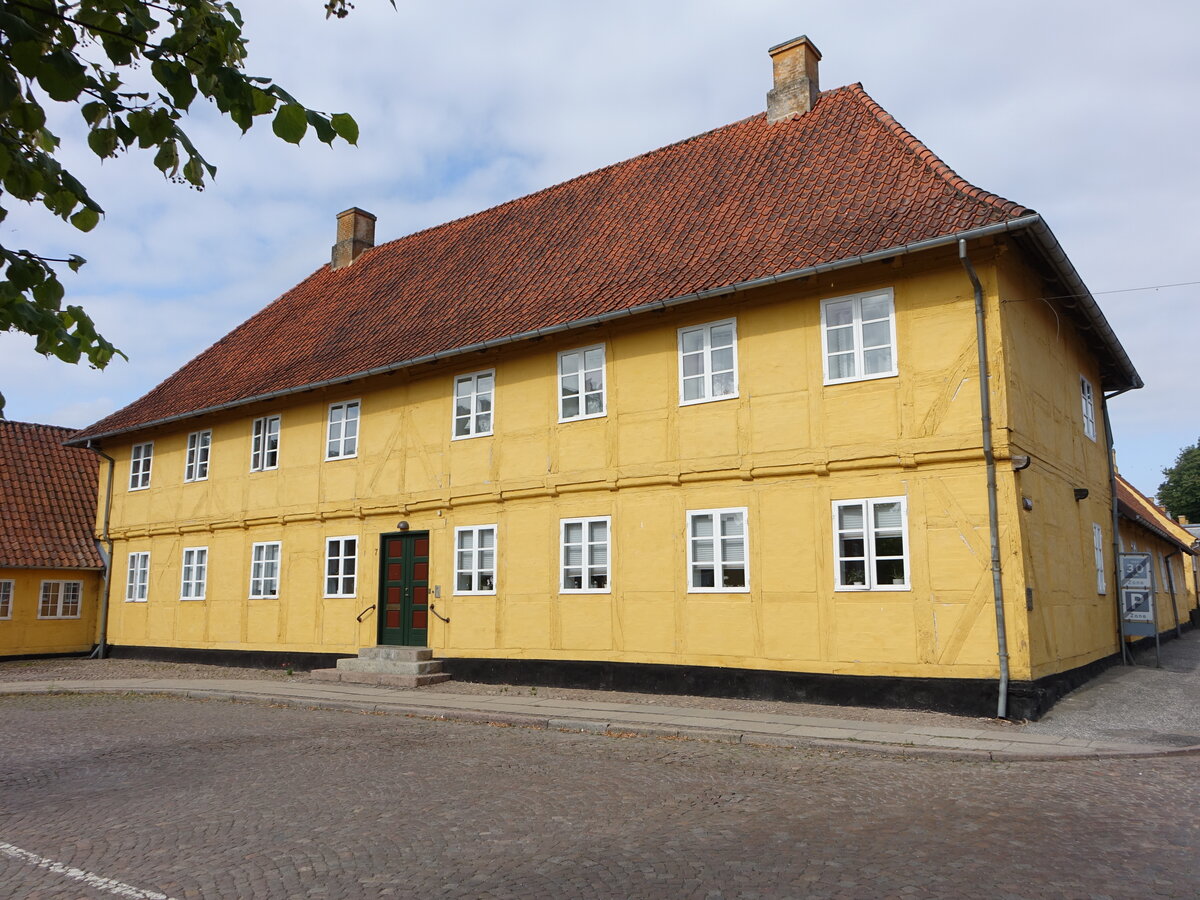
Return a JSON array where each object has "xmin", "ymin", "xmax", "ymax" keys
[{"xmin": 8, "ymin": 683, "xmax": 1196, "ymax": 763}]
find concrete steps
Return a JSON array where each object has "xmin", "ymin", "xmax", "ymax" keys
[{"xmin": 310, "ymin": 646, "xmax": 451, "ymax": 688}]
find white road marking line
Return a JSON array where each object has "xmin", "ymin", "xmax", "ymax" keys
[{"xmin": 0, "ymin": 841, "xmax": 176, "ymax": 900}]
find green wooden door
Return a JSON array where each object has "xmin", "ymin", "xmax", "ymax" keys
[{"xmin": 378, "ymin": 531, "xmax": 430, "ymax": 647}]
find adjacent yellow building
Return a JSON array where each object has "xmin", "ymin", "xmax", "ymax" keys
[
  {"xmin": 0, "ymin": 420, "xmax": 104, "ymax": 658},
  {"xmin": 69, "ymin": 38, "xmax": 1152, "ymax": 717}
]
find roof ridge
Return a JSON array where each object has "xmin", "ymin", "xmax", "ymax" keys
[
  {"xmin": 0, "ymin": 418, "xmax": 79, "ymax": 433},
  {"xmin": 844, "ymin": 83, "xmax": 1028, "ymax": 218},
  {"xmin": 356, "ymin": 110, "xmax": 772, "ymax": 260}
]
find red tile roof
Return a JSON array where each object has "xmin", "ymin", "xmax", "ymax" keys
[
  {"xmin": 1117, "ymin": 475, "xmax": 1197, "ymax": 555},
  {"xmin": 75, "ymin": 83, "xmax": 1037, "ymax": 442},
  {"xmin": 0, "ymin": 420, "xmax": 104, "ymax": 569}
]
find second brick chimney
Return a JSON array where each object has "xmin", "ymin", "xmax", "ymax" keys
[
  {"xmin": 767, "ymin": 35, "xmax": 822, "ymax": 123},
  {"xmin": 331, "ymin": 207, "xmax": 376, "ymax": 270}
]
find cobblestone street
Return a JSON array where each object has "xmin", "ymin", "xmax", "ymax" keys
[{"xmin": 2, "ymin": 694, "xmax": 1198, "ymax": 899}]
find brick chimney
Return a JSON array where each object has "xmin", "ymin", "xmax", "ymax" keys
[
  {"xmin": 767, "ymin": 35, "xmax": 821, "ymax": 123},
  {"xmin": 331, "ymin": 207, "xmax": 376, "ymax": 270}
]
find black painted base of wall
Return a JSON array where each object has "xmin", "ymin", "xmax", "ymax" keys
[
  {"xmin": 105, "ymin": 645, "xmax": 350, "ymax": 672},
  {"xmin": 0, "ymin": 650, "xmax": 94, "ymax": 663},
  {"xmin": 445, "ymin": 651, "xmax": 1124, "ymax": 721}
]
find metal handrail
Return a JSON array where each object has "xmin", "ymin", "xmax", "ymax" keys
[
  {"xmin": 430, "ymin": 604, "xmax": 450, "ymax": 624},
  {"xmin": 356, "ymin": 604, "xmax": 376, "ymax": 622}
]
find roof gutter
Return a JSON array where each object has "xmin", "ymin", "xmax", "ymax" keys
[{"xmin": 67, "ymin": 212, "xmax": 1138, "ymax": 446}]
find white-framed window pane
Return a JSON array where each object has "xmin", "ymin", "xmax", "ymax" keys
[
  {"xmin": 453, "ymin": 371, "xmax": 495, "ymax": 438},
  {"xmin": 1081, "ymin": 377, "xmax": 1097, "ymax": 441},
  {"xmin": 0, "ymin": 580, "xmax": 11, "ymax": 619},
  {"xmin": 678, "ymin": 320, "xmax": 738, "ymax": 405},
  {"xmin": 822, "ymin": 290, "xmax": 896, "ymax": 384},
  {"xmin": 251, "ymin": 416, "xmax": 281, "ymax": 471},
  {"xmin": 688, "ymin": 508, "xmax": 748, "ymax": 592},
  {"xmin": 250, "ymin": 542, "xmax": 281, "ymax": 598},
  {"xmin": 185, "ymin": 430, "xmax": 211, "ymax": 482},
  {"xmin": 561, "ymin": 517, "xmax": 611, "ymax": 593},
  {"xmin": 559, "ymin": 345, "xmax": 606, "ymax": 421},
  {"xmin": 325, "ymin": 536, "xmax": 358, "ymax": 597},
  {"xmin": 129, "ymin": 442, "xmax": 153, "ymax": 490},
  {"xmin": 1093, "ymin": 523, "xmax": 1106, "ymax": 594},
  {"xmin": 327, "ymin": 401, "xmax": 361, "ymax": 459},
  {"xmin": 181, "ymin": 547, "xmax": 208, "ymax": 600},
  {"xmin": 126, "ymin": 552, "xmax": 149, "ymax": 602},
  {"xmin": 834, "ymin": 498, "xmax": 908, "ymax": 590},
  {"xmin": 455, "ymin": 526, "xmax": 497, "ymax": 594}
]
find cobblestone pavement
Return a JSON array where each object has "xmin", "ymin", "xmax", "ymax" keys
[{"xmin": 2, "ymin": 694, "xmax": 1198, "ymax": 899}]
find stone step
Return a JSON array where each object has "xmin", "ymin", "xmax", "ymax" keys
[
  {"xmin": 358, "ymin": 646, "xmax": 433, "ymax": 662},
  {"xmin": 310, "ymin": 669, "xmax": 451, "ymax": 688},
  {"xmin": 336, "ymin": 658, "xmax": 444, "ymax": 676}
]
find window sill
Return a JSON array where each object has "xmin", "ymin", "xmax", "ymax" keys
[
  {"xmin": 823, "ymin": 371, "xmax": 899, "ymax": 387},
  {"xmin": 558, "ymin": 411, "xmax": 607, "ymax": 424},
  {"xmin": 679, "ymin": 392, "xmax": 739, "ymax": 408},
  {"xmin": 686, "ymin": 587, "xmax": 751, "ymax": 595},
  {"xmin": 451, "ymin": 432, "xmax": 494, "ymax": 442}
]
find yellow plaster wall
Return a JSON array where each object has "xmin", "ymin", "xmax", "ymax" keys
[
  {"xmin": 1117, "ymin": 520, "xmax": 1198, "ymax": 637},
  {"xmin": 0, "ymin": 568, "xmax": 101, "ymax": 657},
  {"xmin": 97, "ymin": 246, "xmax": 1064, "ymax": 680},
  {"xmin": 993, "ymin": 250, "xmax": 1125, "ymax": 678}
]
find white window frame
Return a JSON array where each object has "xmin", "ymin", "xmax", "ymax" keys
[
  {"xmin": 326, "ymin": 400, "xmax": 361, "ymax": 460},
  {"xmin": 452, "ymin": 369, "xmax": 495, "ymax": 440},
  {"xmin": 1080, "ymin": 376, "xmax": 1097, "ymax": 442},
  {"xmin": 832, "ymin": 497, "xmax": 910, "ymax": 591},
  {"xmin": 184, "ymin": 430, "xmax": 212, "ymax": 482},
  {"xmin": 250, "ymin": 415, "xmax": 281, "ymax": 472},
  {"xmin": 249, "ymin": 541, "xmax": 281, "ymax": 599},
  {"xmin": 560, "ymin": 516, "xmax": 612, "ymax": 594},
  {"xmin": 324, "ymin": 536, "xmax": 358, "ymax": 598},
  {"xmin": 0, "ymin": 580, "xmax": 12, "ymax": 619},
  {"xmin": 129, "ymin": 441, "xmax": 153, "ymax": 491},
  {"xmin": 126, "ymin": 551, "xmax": 150, "ymax": 602},
  {"xmin": 558, "ymin": 345, "xmax": 607, "ymax": 422},
  {"xmin": 686, "ymin": 507, "xmax": 750, "ymax": 593},
  {"xmin": 821, "ymin": 288, "xmax": 898, "ymax": 385},
  {"xmin": 677, "ymin": 319, "xmax": 739, "ymax": 406},
  {"xmin": 39, "ymin": 580, "xmax": 82, "ymax": 619},
  {"xmin": 454, "ymin": 525, "xmax": 497, "ymax": 595},
  {"xmin": 1093, "ymin": 523, "xmax": 1106, "ymax": 594},
  {"xmin": 180, "ymin": 546, "xmax": 208, "ymax": 601}
]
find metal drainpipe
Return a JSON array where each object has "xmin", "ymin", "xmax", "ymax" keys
[
  {"xmin": 85, "ymin": 441, "xmax": 115, "ymax": 659},
  {"xmin": 958, "ymin": 239, "xmax": 1010, "ymax": 719},
  {"xmin": 1101, "ymin": 389, "xmax": 1132, "ymax": 663}
]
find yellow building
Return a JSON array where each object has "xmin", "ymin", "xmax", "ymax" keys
[
  {"xmin": 70, "ymin": 38, "xmax": 1148, "ymax": 717},
  {"xmin": 1115, "ymin": 475, "xmax": 1198, "ymax": 641},
  {"xmin": 0, "ymin": 420, "xmax": 104, "ymax": 658}
]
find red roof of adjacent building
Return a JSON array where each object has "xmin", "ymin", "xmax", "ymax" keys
[
  {"xmin": 0, "ymin": 420, "xmax": 104, "ymax": 569},
  {"xmin": 1117, "ymin": 475, "xmax": 1197, "ymax": 555},
  {"xmin": 73, "ymin": 82, "xmax": 1130, "ymax": 442}
]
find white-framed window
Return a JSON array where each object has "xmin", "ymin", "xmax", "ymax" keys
[
  {"xmin": 0, "ymin": 580, "xmax": 12, "ymax": 619},
  {"xmin": 180, "ymin": 547, "xmax": 208, "ymax": 600},
  {"xmin": 558, "ymin": 345, "xmax": 606, "ymax": 422},
  {"xmin": 39, "ymin": 580, "xmax": 81, "ymax": 618},
  {"xmin": 129, "ymin": 442, "xmax": 153, "ymax": 490},
  {"xmin": 325, "ymin": 536, "xmax": 358, "ymax": 598},
  {"xmin": 833, "ymin": 497, "xmax": 909, "ymax": 591},
  {"xmin": 560, "ymin": 516, "xmax": 611, "ymax": 592},
  {"xmin": 1093, "ymin": 523, "xmax": 1106, "ymax": 594},
  {"xmin": 184, "ymin": 430, "xmax": 212, "ymax": 482},
  {"xmin": 453, "ymin": 370, "xmax": 494, "ymax": 439},
  {"xmin": 326, "ymin": 400, "xmax": 360, "ymax": 460},
  {"xmin": 821, "ymin": 289, "xmax": 897, "ymax": 384},
  {"xmin": 249, "ymin": 541, "xmax": 281, "ymax": 598},
  {"xmin": 126, "ymin": 551, "xmax": 150, "ymax": 602},
  {"xmin": 678, "ymin": 319, "xmax": 738, "ymax": 405},
  {"xmin": 1080, "ymin": 376, "xmax": 1097, "ymax": 441},
  {"xmin": 250, "ymin": 415, "xmax": 281, "ymax": 471},
  {"xmin": 687, "ymin": 507, "xmax": 749, "ymax": 592},
  {"xmin": 454, "ymin": 525, "xmax": 496, "ymax": 594}
]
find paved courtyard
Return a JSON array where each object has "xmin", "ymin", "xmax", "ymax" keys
[{"xmin": 1, "ymin": 693, "xmax": 1198, "ymax": 899}]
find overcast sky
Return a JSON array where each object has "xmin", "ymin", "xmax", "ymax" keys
[{"xmin": 1, "ymin": 0, "xmax": 1196, "ymax": 498}]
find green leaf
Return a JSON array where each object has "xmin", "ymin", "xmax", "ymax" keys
[
  {"xmin": 330, "ymin": 113, "xmax": 358, "ymax": 145},
  {"xmin": 70, "ymin": 207, "xmax": 100, "ymax": 232},
  {"xmin": 10, "ymin": 41, "xmax": 44, "ymax": 78},
  {"xmin": 81, "ymin": 101, "xmax": 108, "ymax": 127},
  {"xmin": 32, "ymin": 276, "xmax": 64, "ymax": 306},
  {"xmin": 87, "ymin": 128, "xmax": 119, "ymax": 158},
  {"xmin": 272, "ymin": 104, "xmax": 307, "ymax": 144},
  {"xmin": 67, "ymin": 255, "xmax": 86, "ymax": 273},
  {"xmin": 36, "ymin": 49, "xmax": 88, "ymax": 103},
  {"xmin": 306, "ymin": 110, "xmax": 335, "ymax": 144},
  {"xmin": 151, "ymin": 59, "xmax": 196, "ymax": 109},
  {"xmin": 153, "ymin": 140, "xmax": 179, "ymax": 176}
]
